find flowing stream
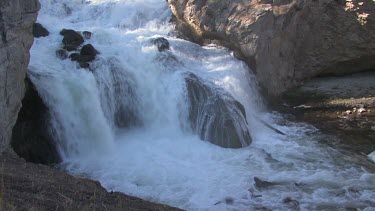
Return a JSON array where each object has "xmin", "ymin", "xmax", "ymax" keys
[{"xmin": 29, "ymin": 0, "xmax": 375, "ymax": 210}]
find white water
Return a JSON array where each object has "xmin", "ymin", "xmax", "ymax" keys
[{"xmin": 29, "ymin": 0, "xmax": 375, "ymax": 210}]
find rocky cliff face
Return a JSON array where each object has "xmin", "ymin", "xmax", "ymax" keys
[
  {"xmin": 0, "ymin": 0, "xmax": 40, "ymax": 153},
  {"xmin": 168, "ymin": 0, "xmax": 375, "ymax": 97}
]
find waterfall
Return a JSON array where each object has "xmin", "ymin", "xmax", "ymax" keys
[{"xmin": 28, "ymin": 0, "xmax": 375, "ymax": 210}]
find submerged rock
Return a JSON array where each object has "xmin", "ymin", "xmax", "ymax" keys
[
  {"xmin": 152, "ymin": 37, "xmax": 170, "ymax": 52},
  {"xmin": 79, "ymin": 62, "xmax": 90, "ymax": 69},
  {"xmin": 69, "ymin": 53, "xmax": 80, "ymax": 61},
  {"xmin": 33, "ymin": 23, "xmax": 49, "ymax": 38},
  {"xmin": 60, "ymin": 29, "xmax": 84, "ymax": 50},
  {"xmin": 185, "ymin": 73, "xmax": 251, "ymax": 148},
  {"xmin": 82, "ymin": 31, "xmax": 92, "ymax": 39},
  {"xmin": 11, "ymin": 76, "xmax": 60, "ymax": 165},
  {"xmin": 254, "ymin": 177, "xmax": 274, "ymax": 190},
  {"xmin": 55, "ymin": 49, "xmax": 68, "ymax": 60}
]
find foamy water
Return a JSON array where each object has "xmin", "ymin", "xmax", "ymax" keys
[{"xmin": 29, "ymin": 0, "xmax": 375, "ymax": 210}]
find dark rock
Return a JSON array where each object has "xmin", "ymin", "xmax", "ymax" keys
[
  {"xmin": 185, "ymin": 73, "xmax": 252, "ymax": 148},
  {"xmin": 80, "ymin": 44, "xmax": 98, "ymax": 57},
  {"xmin": 78, "ymin": 55, "xmax": 96, "ymax": 63},
  {"xmin": 63, "ymin": 44, "xmax": 78, "ymax": 52},
  {"xmin": 33, "ymin": 23, "xmax": 49, "ymax": 38},
  {"xmin": 254, "ymin": 177, "xmax": 274, "ymax": 190},
  {"xmin": 82, "ymin": 31, "xmax": 92, "ymax": 39},
  {"xmin": 69, "ymin": 53, "xmax": 80, "ymax": 61},
  {"xmin": 79, "ymin": 62, "xmax": 90, "ymax": 69},
  {"xmin": 61, "ymin": 29, "xmax": 84, "ymax": 49},
  {"xmin": 11, "ymin": 76, "xmax": 61, "ymax": 165},
  {"xmin": 152, "ymin": 37, "xmax": 170, "ymax": 52},
  {"xmin": 55, "ymin": 49, "xmax": 68, "ymax": 60}
]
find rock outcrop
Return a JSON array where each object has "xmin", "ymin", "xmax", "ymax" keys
[
  {"xmin": 0, "ymin": 0, "xmax": 40, "ymax": 153},
  {"xmin": 168, "ymin": 0, "xmax": 375, "ymax": 97},
  {"xmin": 185, "ymin": 73, "xmax": 252, "ymax": 148},
  {"xmin": 11, "ymin": 76, "xmax": 61, "ymax": 165}
]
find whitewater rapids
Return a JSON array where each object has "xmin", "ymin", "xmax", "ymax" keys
[{"xmin": 29, "ymin": 0, "xmax": 375, "ymax": 210}]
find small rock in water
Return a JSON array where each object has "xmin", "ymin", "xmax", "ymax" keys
[
  {"xmin": 82, "ymin": 31, "xmax": 92, "ymax": 39},
  {"xmin": 33, "ymin": 23, "xmax": 49, "ymax": 38},
  {"xmin": 254, "ymin": 177, "xmax": 274, "ymax": 189},
  {"xmin": 283, "ymin": 197, "xmax": 299, "ymax": 207},
  {"xmin": 225, "ymin": 197, "xmax": 234, "ymax": 205},
  {"xmin": 78, "ymin": 55, "xmax": 96, "ymax": 63},
  {"xmin": 79, "ymin": 62, "xmax": 90, "ymax": 69},
  {"xmin": 60, "ymin": 29, "xmax": 84, "ymax": 50},
  {"xmin": 55, "ymin": 49, "xmax": 68, "ymax": 60},
  {"xmin": 152, "ymin": 37, "xmax": 170, "ymax": 52},
  {"xmin": 63, "ymin": 44, "xmax": 79, "ymax": 52},
  {"xmin": 69, "ymin": 53, "xmax": 80, "ymax": 61},
  {"xmin": 80, "ymin": 44, "xmax": 98, "ymax": 57},
  {"xmin": 346, "ymin": 110, "xmax": 352, "ymax": 115},
  {"xmin": 371, "ymin": 126, "xmax": 375, "ymax": 132}
]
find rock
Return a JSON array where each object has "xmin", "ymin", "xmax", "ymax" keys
[
  {"xmin": 78, "ymin": 55, "xmax": 96, "ymax": 63},
  {"xmin": 168, "ymin": 0, "xmax": 375, "ymax": 97},
  {"xmin": 283, "ymin": 197, "xmax": 299, "ymax": 207},
  {"xmin": 55, "ymin": 49, "xmax": 68, "ymax": 60},
  {"xmin": 60, "ymin": 29, "xmax": 84, "ymax": 50},
  {"xmin": 0, "ymin": 0, "xmax": 40, "ymax": 153},
  {"xmin": 69, "ymin": 53, "xmax": 80, "ymax": 61},
  {"xmin": 82, "ymin": 31, "xmax": 92, "ymax": 39},
  {"xmin": 80, "ymin": 44, "xmax": 98, "ymax": 57},
  {"xmin": 33, "ymin": 23, "xmax": 49, "ymax": 38},
  {"xmin": 346, "ymin": 110, "xmax": 352, "ymax": 115},
  {"xmin": 11, "ymin": 77, "xmax": 61, "ymax": 164},
  {"xmin": 254, "ymin": 177, "xmax": 274, "ymax": 189},
  {"xmin": 152, "ymin": 37, "xmax": 170, "ymax": 52},
  {"xmin": 79, "ymin": 62, "xmax": 90, "ymax": 69},
  {"xmin": 358, "ymin": 108, "xmax": 366, "ymax": 113},
  {"xmin": 185, "ymin": 73, "xmax": 252, "ymax": 148},
  {"xmin": 63, "ymin": 44, "xmax": 79, "ymax": 52}
]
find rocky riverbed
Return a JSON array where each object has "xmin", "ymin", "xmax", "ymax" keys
[{"xmin": 276, "ymin": 71, "xmax": 375, "ymax": 159}]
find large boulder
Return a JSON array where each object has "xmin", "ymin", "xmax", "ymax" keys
[
  {"xmin": 168, "ymin": 0, "xmax": 375, "ymax": 97},
  {"xmin": 11, "ymin": 77, "xmax": 61, "ymax": 164},
  {"xmin": 0, "ymin": 0, "xmax": 40, "ymax": 153},
  {"xmin": 185, "ymin": 73, "xmax": 252, "ymax": 148}
]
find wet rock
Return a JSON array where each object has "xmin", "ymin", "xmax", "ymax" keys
[
  {"xmin": 78, "ymin": 55, "xmax": 96, "ymax": 63},
  {"xmin": 11, "ymin": 76, "xmax": 61, "ymax": 165},
  {"xmin": 283, "ymin": 197, "xmax": 299, "ymax": 208},
  {"xmin": 55, "ymin": 49, "xmax": 68, "ymax": 60},
  {"xmin": 69, "ymin": 53, "xmax": 80, "ymax": 61},
  {"xmin": 152, "ymin": 37, "xmax": 170, "ymax": 52},
  {"xmin": 254, "ymin": 177, "xmax": 274, "ymax": 190},
  {"xmin": 82, "ymin": 31, "xmax": 92, "ymax": 39},
  {"xmin": 185, "ymin": 73, "xmax": 252, "ymax": 148},
  {"xmin": 33, "ymin": 23, "xmax": 49, "ymax": 38},
  {"xmin": 79, "ymin": 62, "xmax": 90, "ymax": 69},
  {"xmin": 63, "ymin": 44, "xmax": 78, "ymax": 52},
  {"xmin": 80, "ymin": 44, "xmax": 98, "ymax": 57},
  {"xmin": 60, "ymin": 29, "xmax": 84, "ymax": 50}
]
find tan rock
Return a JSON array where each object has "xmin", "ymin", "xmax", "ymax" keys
[
  {"xmin": 168, "ymin": 0, "xmax": 375, "ymax": 97},
  {"xmin": 0, "ymin": 0, "xmax": 40, "ymax": 153}
]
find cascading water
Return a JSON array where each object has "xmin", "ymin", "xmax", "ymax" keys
[{"xmin": 29, "ymin": 0, "xmax": 375, "ymax": 210}]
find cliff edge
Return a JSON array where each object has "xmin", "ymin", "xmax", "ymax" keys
[{"xmin": 0, "ymin": 0, "xmax": 40, "ymax": 153}]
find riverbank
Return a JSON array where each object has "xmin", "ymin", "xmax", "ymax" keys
[
  {"xmin": 276, "ymin": 71, "xmax": 375, "ymax": 158},
  {"xmin": 0, "ymin": 152, "xmax": 181, "ymax": 211}
]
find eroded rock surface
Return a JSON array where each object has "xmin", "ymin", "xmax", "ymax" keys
[
  {"xmin": 168, "ymin": 0, "xmax": 375, "ymax": 97},
  {"xmin": 0, "ymin": 0, "xmax": 40, "ymax": 153},
  {"xmin": 185, "ymin": 73, "xmax": 252, "ymax": 148}
]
